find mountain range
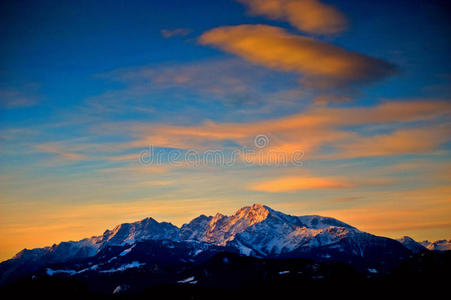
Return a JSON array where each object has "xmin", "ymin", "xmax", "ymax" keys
[{"xmin": 0, "ymin": 203, "xmax": 449, "ymax": 295}]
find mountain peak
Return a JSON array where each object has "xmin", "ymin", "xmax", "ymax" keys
[
  {"xmin": 197, "ymin": 204, "xmax": 272, "ymax": 245},
  {"xmin": 398, "ymin": 236, "xmax": 415, "ymax": 242},
  {"xmin": 101, "ymin": 217, "xmax": 179, "ymax": 246},
  {"xmin": 251, "ymin": 203, "xmax": 267, "ymax": 210},
  {"xmin": 232, "ymin": 203, "xmax": 271, "ymax": 226},
  {"xmin": 396, "ymin": 236, "xmax": 427, "ymax": 253},
  {"xmin": 425, "ymin": 239, "xmax": 451, "ymax": 251}
]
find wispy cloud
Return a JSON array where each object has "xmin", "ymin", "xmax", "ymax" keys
[
  {"xmin": 249, "ymin": 175, "xmax": 351, "ymax": 192},
  {"xmin": 0, "ymin": 88, "xmax": 38, "ymax": 109},
  {"xmin": 330, "ymin": 126, "xmax": 450, "ymax": 159},
  {"xmin": 24, "ymin": 99, "xmax": 449, "ymax": 168},
  {"xmin": 35, "ymin": 143, "xmax": 87, "ymax": 162},
  {"xmin": 93, "ymin": 58, "xmax": 303, "ymax": 110},
  {"xmin": 160, "ymin": 28, "xmax": 191, "ymax": 38},
  {"xmin": 248, "ymin": 173, "xmax": 397, "ymax": 193},
  {"xmin": 125, "ymin": 100, "xmax": 450, "ymax": 161}
]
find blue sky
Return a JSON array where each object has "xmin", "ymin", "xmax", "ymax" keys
[{"xmin": 0, "ymin": 0, "xmax": 450, "ymax": 261}]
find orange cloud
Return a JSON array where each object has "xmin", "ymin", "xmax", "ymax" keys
[
  {"xmin": 305, "ymin": 99, "xmax": 451, "ymax": 125},
  {"xmin": 30, "ymin": 100, "xmax": 449, "ymax": 165},
  {"xmin": 237, "ymin": 0, "xmax": 347, "ymax": 34},
  {"xmin": 35, "ymin": 143, "xmax": 87, "ymax": 162},
  {"xmin": 249, "ymin": 176, "xmax": 351, "ymax": 192},
  {"xmin": 332, "ymin": 126, "xmax": 451, "ymax": 159},
  {"xmin": 199, "ymin": 25, "xmax": 396, "ymax": 88},
  {"xmin": 128, "ymin": 100, "xmax": 450, "ymax": 162}
]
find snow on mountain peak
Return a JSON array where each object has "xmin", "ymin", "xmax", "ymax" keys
[
  {"xmin": 232, "ymin": 203, "xmax": 271, "ymax": 226},
  {"xmin": 425, "ymin": 239, "xmax": 451, "ymax": 251},
  {"xmin": 177, "ymin": 203, "xmax": 362, "ymax": 253},
  {"xmin": 396, "ymin": 236, "xmax": 427, "ymax": 253},
  {"xmin": 101, "ymin": 217, "xmax": 179, "ymax": 246},
  {"xmin": 179, "ymin": 215, "xmax": 213, "ymax": 241},
  {"xmin": 226, "ymin": 206, "xmax": 360, "ymax": 256},
  {"xmin": 179, "ymin": 205, "xmax": 270, "ymax": 244}
]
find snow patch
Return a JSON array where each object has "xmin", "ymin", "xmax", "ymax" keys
[
  {"xmin": 113, "ymin": 284, "xmax": 129, "ymax": 294},
  {"xmin": 177, "ymin": 276, "xmax": 196, "ymax": 284},
  {"xmin": 278, "ymin": 270, "xmax": 290, "ymax": 275},
  {"xmin": 99, "ymin": 261, "xmax": 145, "ymax": 273},
  {"xmin": 75, "ymin": 264, "xmax": 99, "ymax": 274},
  {"xmin": 192, "ymin": 249, "xmax": 203, "ymax": 256},
  {"xmin": 108, "ymin": 256, "xmax": 117, "ymax": 263},
  {"xmin": 119, "ymin": 244, "xmax": 135, "ymax": 256},
  {"xmin": 46, "ymin": 268, "xmax": 76, "ymax": 276}
]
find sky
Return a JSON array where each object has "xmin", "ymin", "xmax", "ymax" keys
[{"xmin": 0, "ymin": 0, "xmax": 450, "ymax": 261}]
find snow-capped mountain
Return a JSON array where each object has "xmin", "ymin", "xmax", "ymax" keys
[
  {"xmin": 421, "ymin": 239, "xmax": 451, "ymax": 251},
  {"xmin": 179, "ymin": 215, "xmax": 213, "ymax": 241},
  {"xmin": 7, "ymin": 216, "xmax": 179, "ymax": 268},
  {"xmin": 397, "ymin": 236, "xmax": 427, "ymax": 253},
  {"xmin": 180, "ymin": 204, "xmax": 357, "ymax": 255},
  {"xmin": 0, "ymin": 217, "xmax": 180, "ymax": 284},
  {"xmin": 204, "ymin": 204, "xmax": 359, "ymax": 255},
  {"xmin": 0, "ymin": 203, "xmax": 448, "ymax": 286},
  {"xmin": 179, "ymin": 204, "xmax": 409, "ymax": 271},
  {"xmin": 99, "ymin": 217, "xmax": 179, "ymax": 246}
]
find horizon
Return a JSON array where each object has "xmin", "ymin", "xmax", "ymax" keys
[{"xmin": 1, "ymin": 0, "xmax": 450, "ymax": 263}]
